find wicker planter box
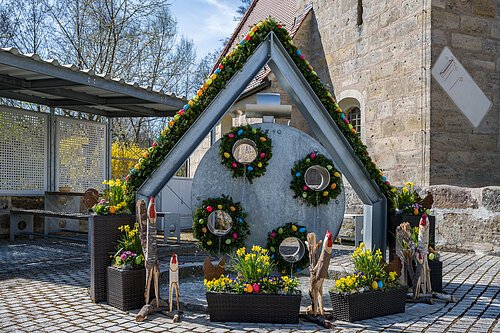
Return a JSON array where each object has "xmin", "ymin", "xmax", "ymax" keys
[
  {"xmin": 107, "ymin": 266, "xmax": 147, "ymax": 311},
  {"xmin": 206, "ymin": 292, "xmax": 301, "ymax": 324},
  {"xmin": 90, "ymin": 214, "xmax": 135, "ymax": 302},
  {"xmin": 329, "ymin": 286, "xmax": 407, "ymax": 322},
  {"xmin": 388, "ymin": 214, "xmax": 436, "ymax": 261}
]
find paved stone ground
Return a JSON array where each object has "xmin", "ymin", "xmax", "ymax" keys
[{"xmin": 0, "ymin": 239, "xmax": 498, "ymax": 332}]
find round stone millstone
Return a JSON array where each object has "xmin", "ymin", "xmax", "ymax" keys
[{"xmin": 191, "ymin": 123, "xmax": 345, "ymax": 247}]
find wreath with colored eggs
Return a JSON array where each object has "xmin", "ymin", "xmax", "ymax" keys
[
  {"xmin": 266, "ymin": 223, "xmax": 309, "ymax": 275},
  {"xmin": 192, "ymin": 195, "xmax": 249, "ymax": 254},
  {"xmin": 219, "ymin": 125, "xmax": 272, "ymax": 183},
  {"xmin": 290, "ymin": 152, "xmax": 342, "ymax": 206}
]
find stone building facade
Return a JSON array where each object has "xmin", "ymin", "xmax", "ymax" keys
[{"xmin": 198, "ymin": 0, "xmax": 499, "ymax": 251}]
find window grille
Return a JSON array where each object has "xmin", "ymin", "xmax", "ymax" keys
[
  {"xmin": 57, "ymin": 117, "xmax": 106, "ymax": 192},
  {"xmin": 0, "ymin": 107, "xmax": 47, "ymax": 195},
  {"xmin": 347, "ymin": 107, "xmax": 361, "ymax": 136}
]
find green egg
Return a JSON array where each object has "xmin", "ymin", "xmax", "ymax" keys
[
  {"xmin": 198, "ymin": 219, "xmax": 204, "ymax": 224},
  {"xmin": 225, "ymin": 239, "xmax": 232, "ymax": 244}
]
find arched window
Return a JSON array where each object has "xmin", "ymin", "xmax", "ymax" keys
[{"xmin": 347, "ymin": 107, "xmax": 361, "ymax": 136}]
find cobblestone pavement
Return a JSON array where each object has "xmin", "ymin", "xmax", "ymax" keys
[{"xmin": 0, "ymin": 240, "xmax": 498, "ymax": 332}]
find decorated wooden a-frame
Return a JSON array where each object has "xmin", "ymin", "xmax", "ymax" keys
[{"xmin": 126, "ymin": 19, "xmax": 393, "ymax": 253}]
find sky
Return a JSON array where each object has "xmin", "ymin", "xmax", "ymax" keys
[{"xmin": 170, "ymin": 0, "xmax": 241, "ymax": 59}]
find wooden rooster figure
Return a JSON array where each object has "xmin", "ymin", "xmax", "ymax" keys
[
  {"xmin": 137, "ymin": 197, "xmax": 160, "ymax": 308},
  {"xmin": 306, "ymin": 230, "xmax": 333, "ymax": 316},
  {"xmin": 415, "ymin": 213, "xmax": 432, "ymax": 298},
  {"xmin": 169, "ymin": 253, "xmax": 180, "ymax": 312}
]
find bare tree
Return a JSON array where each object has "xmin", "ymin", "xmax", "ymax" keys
[{"xmin": 234, "ymin": 0, "xmax": 252, "ymax": 21}]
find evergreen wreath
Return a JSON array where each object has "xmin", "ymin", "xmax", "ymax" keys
[
  {"xmin": 219, "ymin": 125, "xmax": 272, "ymax": 183},
  {"xmin": 265, "ymin": 223, "xmax": 309, "ymax": 275},
  {"xmin": 290, "ymin": 152, "xmax": 342, "ymax": 206},
  {"xmin": 192, "ymin": 195, "xmax": 249, "ymax": 254}
]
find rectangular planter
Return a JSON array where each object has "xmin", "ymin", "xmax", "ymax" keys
[
  {"xmin": 90, "ymin": 214, "xmax": 135, "ymax": 302},
  {"xmin": 206, "ymin": 292, "xmax": 301, "ymax": 324},
  {"xmin": 329, "ymin": 286, "xmax": 407, "ymax": 322},
  {"xmin": 107, "ymin": 266, "xmax": 147, "ymax": 311},
  {"xmin": 388, "ymin": 214, "xmax": 436, "ymax": 261}
]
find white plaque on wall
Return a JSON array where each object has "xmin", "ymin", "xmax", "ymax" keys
[{"xmin": 431, "ymin": 46, "xmax": 492, "ymax": 127}]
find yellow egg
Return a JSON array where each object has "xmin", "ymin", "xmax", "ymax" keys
[
  {"xmin": 292, "ymin": 225, "xmax": 297, "ymax": 232},
  {"xmin": 331, "ymin": 183, "xmax": 337, "ymax": 190},
  {"xmin": 371, "ymin": 281, "xmax": 379, "ymax": 290},
  {"xmin": 334, "ymin": 172, "xmax": 341, "ymax": 178},
  {"xmin": 207, "ymin": 240, "xmax": 213, "ymax": 246},
  {"xmin": 229, "ymin": 206, "xmax": 236, "ymax": 212},
  {"xmin": 210, "ymin": 74, "xmax": 217, "ymax": 81},
  {"xmin": 188, "ymin": 100, "xmax": 194, "ymax": 107},
  {"xmin": 223, "ymin": 152, "xmax": 230, "ymax": 158},
  {"xmin": 217, "ymin": 204, "xmax": 223, "ymax": 210},
  {"xmin": 257, "ymin": 162, "xmax": 262, "ymax": 168},
  {"xmin": 323, "ymin": 191, "xmax": 329, "ymax": 197},
  {"xmin": 134, "ymin": 164, "xmax": 140, "ymax": 170}
]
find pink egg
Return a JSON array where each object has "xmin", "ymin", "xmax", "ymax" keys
[
  {"xmin": 303, "ymin": 185, "xmax": 308, "ymax": 191},
  {"xmin": 252, "ymin": 283, "xmax": 260, "ymax": 293},
  {"xmin": 206, "ymin": 206, "xmax": 213, "ymax": 213},
  {"xmin": 259, "ymin": 152, "xmax": 266, "ymax": 159},
  {"xmin": 231, "ymin": 162, "xmax": 237, "ymax": 168},
  {"xmin": 310, "ymin": 153, "xmax": 316, "ymax": 159},
  {"xmin": 228, "ymin": 133, "xmax": 234, "ymax": 138},
  {"xmin": 232, "ymin": 232, "xmax": 238, "ymax": 240}
]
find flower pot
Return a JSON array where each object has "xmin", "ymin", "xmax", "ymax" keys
[
  {"xmin": 329, "ymin": 286, "xmax": 407, "ymax": 322},
  {"xmin": 206, "ymin": 292, "xmax": 301, "ymax": 324},
  {"xmin": 388, "ymin": 214, "xmax": 436, "ymax": 261},
  {"xmin": 107, "ymin": 266, "xmax": 147, "ymax": 311},
  {"xmin": 89, "ymin": 214, "xmax": 135, "ymax": 302}
]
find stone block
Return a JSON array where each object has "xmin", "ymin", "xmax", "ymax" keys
[
  {"xmin": 492, "ymin": 21, "xmax": 500, "ymax": 39},
  {"xmin": 436, "ymin": 213, "xmax": 499, "ymax": 246},
  {"xmin": 432, "ymin": 10, "xmax": 460, "ymax": 30},
  {"xmin": 472, "ymin": 0, "xmax": 496, "ymax": 17},
  {"xmin": 481, "ymin": 187, "xmax": 500, "ymax": 212},
  {"xmin": 467, "ymin": 134, "xmax": 498, "ymax": 150},
  {"xmin": 425, "ymin": 185, "xmax": 479, "ymax": 209},
  {"xmin": 460, "ymin": 15, "xmax": 490, "ymax": 34},
  {"xmin": 451, "ymin": 33, "xmax": 484, "ymax": 50},
  {"xmin": 483, "ymin": 38, "xmax": 500, "ymax": 54},
  {"xmin": 432, "ymin": 29, "xmax": 448, "ymax": 45},
  {"xmin": 430, "ymin": 132, "xmax": 468, "ymax": 152}
]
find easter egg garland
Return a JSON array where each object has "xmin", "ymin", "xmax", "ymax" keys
[
  {"xmin": 265, "ymin": 222, "xmax": 309, "ymax": 275},
  {"xmin": 192, "ymin": 195, "xmax": 249, "ymax": 254},
  {"xmin": 123, "ymin": 18, "xmax": 395, "ymax": 213},
  {"xmin": 290, "ymin": 152, "xmax": 342, "ymax": 206},
  {"xmin": 219, "ymin": 125, "xmax": 272, "ymax": 183}
]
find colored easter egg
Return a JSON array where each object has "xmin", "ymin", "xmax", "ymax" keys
[
  {"xmin": 299, "ymin": 227, "xmax": 306, "ymax": 233},
  {"xmin": 223, "ymin": 152, "xmax": 230, "ymax": 158},
  {"xmin": 302, "ymin": 193, "xmax": 308, "ymax": 198},
  {"xmin": 229, "ymin": 206, "xmax": 236, "ymax": 212},
  {"xmin": 232, "ymin": 232, "xmax": 238, "ymax": 240},
  {"xmin": 201, "ymin": 227, "xmax": 207, "ymax": 233},
  {"xmin": 198, "ymin": 219, "xmax": 204, "ymax": 224},
  {"xmin": 225, "ymin": 239, "xmax": 231, "ymax": 244},
  {"xmin": 371, "ymin": 281, "xmax": 378, "ymax": 290},
  {"xmin": 310, "ymin": 152, "xmax": 316, "ymax": 159},
  {"xmin": 295, "ymin": 172, "xmax": 301, "ymax": 177},
  {"xmin": 303, "ymin": 185, "xmax": 308, "ymax": 191},
  {"xmin": 331, "ymin": 183, "xmax": 337, "ymax": 190},
  {"xmin": 326, "ymin": 165, "xmax": 333, "ymax": 170},
  {"xmin": 378, "ymin": 281, "xmax": 384, "ymax": 289},
  {"xmin": 246, "ymin": 284, "xmax": 253, "ymax": 293},
  {"xmin": 252, "ymin": 283, "xmax": 260, "ymax": 293},
  {"xmin": 237, "ymin": 129, "xmax": 244, "ymax": 135},
  {"xmin": 259, "ymin": 137, "xmax": 267, "ymax": 142},
  {"xmin": 306, "ymin": 158, "xmax": 311, "ymax": 163},
  {"xmin": 334, "ymin": 172, "xmax": 341, "ymax": 178},
  {"xmin": 207, "ymin": 240, "xmax": 212, "ymax": 246},
  {"xmin": 206, "ymin": 206, "xmax": 213, "ymax": 213},
  {"xmin": 278, "ymin": 228, "xmax": 284, "ymax": 234},
  {"xmin": 217, "ymin": 204, "xmax": 223, "ymax": 210},
  {"xmin": 231, "ymin": 162, "xmax": 237, "ymax": 168},
  {"xmin": 247, "ymin": 166, "xmax": 253, "ymax": 172},
  {"xmin": 270, "ymin": 246, "xmax": 275, "ymax": 253},
  {"xmin": 323, "ymin": 191, "xmax": 329, "ymax": 197},
  {"xmin": 257, "ymin": 162, "xmax": 262, "ymax": 168},
  {"xmin": 291, "ymin": 225, "xmax": 298, "ymax": 232},
  {"xmin": 259, "ymin": 152, "xmax": 266, "ymax": 159}
]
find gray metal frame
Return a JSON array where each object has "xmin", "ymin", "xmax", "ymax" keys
[{"xmin": 137, "ymin": 32, "xmax": 388, "ymax": 253}]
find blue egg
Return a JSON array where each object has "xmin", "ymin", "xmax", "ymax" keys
[
  {"xmin": 247, "ymin": 166, "xmax": 253, "ymax": 172},
  {"xmin": 378, "ymin": 281, "xmax": 384, "ymax": 289},
  {"xmin": 237, "ymin": 129, "xmax": 244, "ymax": 135},
  {"xmin": 240, "ymin": 40, "xmax": 245, "ymax": 45},
  {"xmin": 215, "ymin": 69, "xmax": 221, "ymax": 75},
  {"xmin": 237, "ymin": 218, "xmax": 243, "ymax": 224},
  {"xmin": 299, "ymin": 227, "xmax": 306, "ymax": 233},
  {"xmin": 295, "ymin": 172, "xmax": 301, "ymax": 177},
  {"xmin": 382, "ymin": 176, "xmax": 387, "ymax": 181},
  {"xmin": 183, "ymin": 104, "xmax": 189, "ymax": 111},
  {"xmin": 130, "ymin": 168, "xmax": 136, "ymax": 175},
  {"xmin": 341, "ymin": 113, "xmax": 345, "ymax": 119},
  {"xmin": 296, "ymin": 49, "xmax": 301, "ymax": 56}
]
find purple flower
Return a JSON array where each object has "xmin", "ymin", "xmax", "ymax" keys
[
  {"xmin": 130, "ymin": 252, "xmax": 136, "ymax": 257},
  {"xmin": 125, "ymin": 251, "xmax": 132, "ymax": 256},
  {"xmin": 120, "ymin": 253, "xmax": 127, "ymax": 261}
]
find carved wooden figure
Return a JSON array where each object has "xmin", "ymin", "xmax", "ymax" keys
[
  {"xmin": 415, "ymin": 213, "xmax": 432, "ymax": 298},
  {"xmin": 169, "ymin": 253, "xmax": 180, "ymax": 312},
  {"xmin": 137, "ymin": 197, "xmax": 160, "ymax": 308},
  {"xmin": 203, "ymin": 256, "xmax": 225, "ymax": 281},
  {"xmin": 306, "ymin": 230, "xmax": 333, "ymax": 316}
]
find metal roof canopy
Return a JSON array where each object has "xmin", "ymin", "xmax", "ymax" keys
[
  {"xmin": 0, "ymin": 48, "xmax": 185, "ymax": 117},
  {"xmin": 137, "ymin": 32, "xmax": 388, "ymax": 253}
]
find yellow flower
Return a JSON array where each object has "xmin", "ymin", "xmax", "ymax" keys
[
  {"xmin": 402, "ymin": 187, "xmax": 409, "ymax": 194},
  {"xmin": 405, "ymin": 181, "xmax": 414, "ymax": 187},
  {"xmin": 251, "ymin": 245, "xmax": 262, "ymax": 253},
  {"xmin": 236, "ymin": 247, "xmax": 246, "ymax": 256},
  {"xmin": 389, "ymin": 271, "xmax": 398, "ymax": 281}
]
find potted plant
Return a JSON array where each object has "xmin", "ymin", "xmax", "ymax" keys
[
  {"xmin": 90, "ymin": 179, "xmax": 135, "ymax": 302},
  {"xmin": 329, "ymin": 243, "xmax": 407, "ymax": 322},
  {"xmin": 107, "ymin": 223, "xmax": 146, "ymax": 311},
  {"xmin": 205, "ymin": 246, "xmax": 301, "ymax": 324},
  {"xmin": 388, "ymin": 182, "xmax": 435, "ymax": 260}
]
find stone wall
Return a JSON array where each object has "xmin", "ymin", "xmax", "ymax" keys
[
  {"xmin": 424, "ymin": 185, "xmax": 500, "ymax": 253},
  {"xmin": 296, "ymin": 0, "xmax": 433, "ymax": 187},
  {"xmin": 430, "ymin": 0, "xmax": 500, "ymax": 186}
]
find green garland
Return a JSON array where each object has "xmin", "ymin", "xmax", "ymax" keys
[
  {"xmin": 290, "ymin": 152, "xmax": 342, "ymax": 206},
  {"xmin": 123, "ymin": 18, "xmax": 394, "ymax": 212},
  {"xmin": 219, "ymin": 125, "xmax": 272, "ymax": 183},
  {"xmin": 192, "ymin": 195, "xmax": 249, "ymax": 254},
  {"xmin": 266, "ymin": 223, "xmax": 309, "ymax": 275}
]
